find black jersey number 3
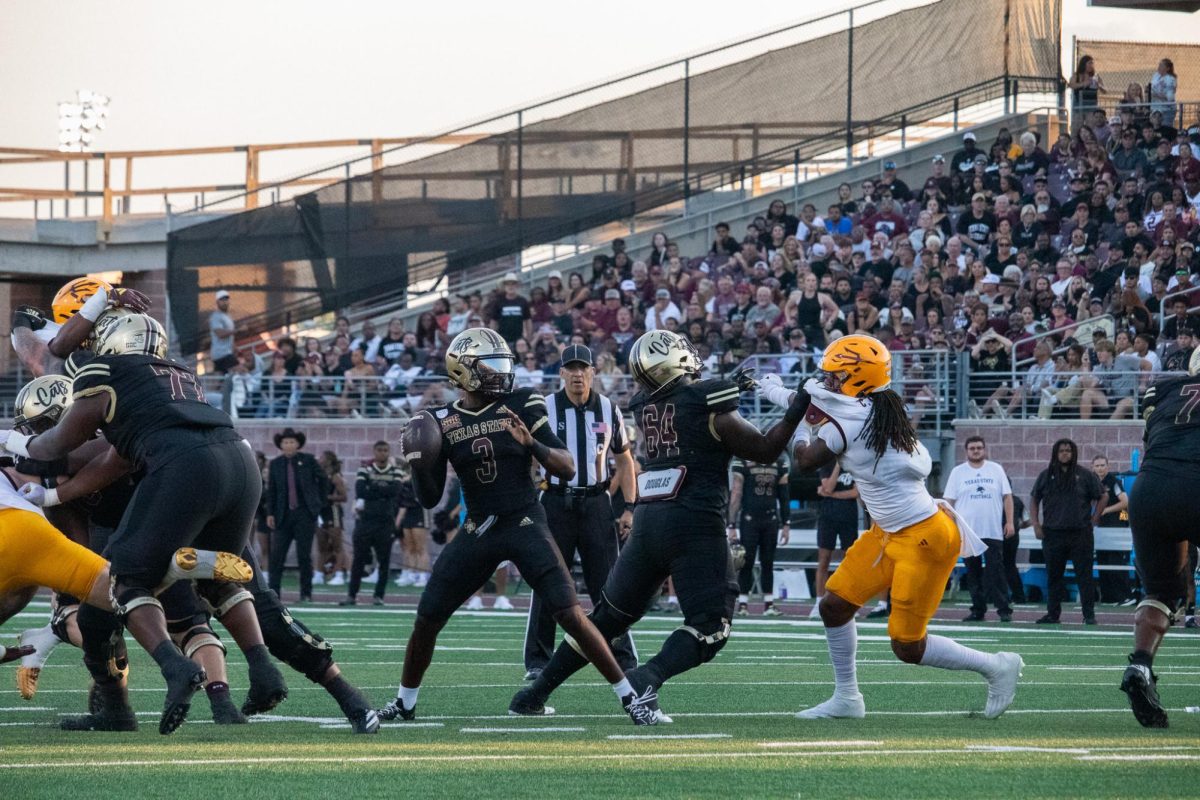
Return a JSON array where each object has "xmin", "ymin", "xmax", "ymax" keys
[
  {"xmin": 151, "ymin": 365, "xmax": 207, "ymax": 403},
  {"xmin": 472, "ymin": 437, "xmax": 498, "ymax": 483},
  {"xmin": 642, "ymin": 403, "xmax": 679, "ymax": 460}
]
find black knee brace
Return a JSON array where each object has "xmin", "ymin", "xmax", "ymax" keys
[
  {"xmin": 257, "ymin": 605, "xmax": 334, "ymax": 683},
  {"xmin": 50, "ymin": 603, "xmax": 80, "ymax": 643},
  {"xmin": 678, "ymin": 610, "xmax": 732, "ymax": 663},
  {"xmin": 111, "ymin": 582, "xmax": 163, "ymax": 624},
  {"xmin": 196, "ymin": 581, "xmax": 254, "ymax": 618},
  {"xmin": 76, "ymin": 604, "xmax": 127, "ymax": 682}
]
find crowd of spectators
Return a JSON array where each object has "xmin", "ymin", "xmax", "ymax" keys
[{"xmin": 219, "ymin": 69, "xmax": 1199, "ymax": 424}]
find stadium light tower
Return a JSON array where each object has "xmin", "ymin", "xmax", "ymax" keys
[{"xmin": 57, "ymin": 89, "xmax": 110, "ymax": 152}]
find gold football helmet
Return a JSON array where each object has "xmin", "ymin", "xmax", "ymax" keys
[
  {"xmin": 52, "ymin": 276, "xmax": 113, "ymax": 324},
  {"xmin": 445, "ymin": 327, "xmax": 515, "ymax": 396},
  {"xmin": 628, "ymin": 330, "xmax": 702, "ymax": 396},
  {"xmin": 820, "ymin": 333, "xmax": 892, "ymax": 397},
  {"xmin": 14, "ymin": 375, "xmax": 73, "ymax": 435},
  {"xmin": 92, "ymin": 311, "xmax": 168, "ymax": 358}
]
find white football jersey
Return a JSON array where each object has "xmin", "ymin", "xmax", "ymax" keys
[
  {"xmin": 0, "ymin": 470, "xmax": 46, "ymax": 517},
  {"xmin": 799, "ymin": 379, "xmax": 936, "ymax": 533}
]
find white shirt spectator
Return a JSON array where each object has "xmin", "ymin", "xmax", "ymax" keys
[
  {"xmin": 446, "ymin": 310, "xmax": 472, "ymax": 338},
  {"xmin": 644, "ymin": 300, "xmax": 682, "ymax": 331},
  {"xmin": 514, "ymin": 364, "xmax": 545, "ymax": 389},
  {"xmin": 350, "ymin": 333, "xmax": 383, "ymax": 364},
  {"xmin": 209, "ymin": 308, "xmax": 235, "ymax": 361},
  {"xmin": 943, "ymin": 459, "xmax": 1012, "ymax": 541}
]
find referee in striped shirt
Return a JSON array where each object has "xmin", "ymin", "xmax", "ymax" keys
[{"xmin": 523, "ymin": 344, "xmax": 638, "ymax": 679}]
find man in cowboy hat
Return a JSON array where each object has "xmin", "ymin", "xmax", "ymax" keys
[{"xmin": 267, "ymin": 428, "xmax": 329, "ymax": 602}]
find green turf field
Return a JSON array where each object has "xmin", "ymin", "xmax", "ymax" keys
[{"xmin": 4, "ymin": 588, "xmax": 1198, "ymax": 799}]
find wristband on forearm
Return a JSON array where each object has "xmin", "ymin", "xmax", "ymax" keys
[
  {"xmin": 782, "ymin": 387, "xmax": 812, "ymax": 425},
  {"xmin": 42, "ymin": 487, "xmax": 61, "ymax": 508},
  {"xmin": 78, "ymin": 289, "xmax": 110, "ymax": 322},
  {"xmin": 530, "ymin": 439, "xmax": 550, "ymax": 463}
]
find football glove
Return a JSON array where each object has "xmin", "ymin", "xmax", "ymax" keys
[
  {"xmin": 730, "ymin": 366, "xmax": 758, "ymax": 393},
  {"xmin": 12, "ymin": 306, "xmax": 49, "ymax": 333}
]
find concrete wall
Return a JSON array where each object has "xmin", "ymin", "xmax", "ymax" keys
[{"xmin": 953, "ymin": 420, "xmax": 1144, "ymax": 501}]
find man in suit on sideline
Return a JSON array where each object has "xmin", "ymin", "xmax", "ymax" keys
[{"xmin": 267, "ymin": 427, "xmax": 329, "ymax": 602}]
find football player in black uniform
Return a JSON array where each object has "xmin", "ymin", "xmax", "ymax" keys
[
  {"xmin": 380, "ymin": 328, "xmax": 658, "ymax": 724},
  {"xmin": 1, "ymin": 312, "xmax": 286, "ymax": 734},
  {"xmin": 1121, "ymin": 349, "xmax": 1200, "ymax": 728},
  {"xmin": 511, "ymin": 330, "xmax": 809, "ymax": 719},
  {"xmin": 728, "ymin": 455, "xmax": 790, "ymax": 617}
]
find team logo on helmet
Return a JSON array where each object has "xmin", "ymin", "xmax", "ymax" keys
[
  {"xmin": 14, "ymin": 375, "xmax": 73, "ymax": 435},
  {"xmin": 92, "ymin": 312, "xmax": 169, "ymax": 359},
  {"xmin": 52, "ymin": 276, "xmax": 113, "ymax": 324},
  {"xmin": 629, "ymin": 330, "xmax": 702, "ymax": 397}
]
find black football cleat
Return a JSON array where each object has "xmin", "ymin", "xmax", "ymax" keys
[
  {"xmin": 61, "ymin": 679, "xmax": 138, "ymax": 732},
  {"xmin": 160, "ymin": 659, "xmax": 207, "ymax": 735},
  {"xmin": 625, "ymin": 667, "xmax": 672, "ymax": 724},
  {"xmin": 242, "ymin": 659, "xmax": 289, "ymax": 716},
  {"xmin": 1121, "ymin": 663, "xmax": 1169, "ymax": 728},
  {"xmin": 211, "ymin": 693, "xmax": 248, "ymax": 725},
  {"xmin": 349, "ymin": 707, "xmax": 381, "ymax": 734},
  {"xmin": 508, "ymin": 687, "xmax": 555, "ymax": 717},
  {"xmin": 378, "ymin": 696, "xmax": 416, "ymax": 721}
]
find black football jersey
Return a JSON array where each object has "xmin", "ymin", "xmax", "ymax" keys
[
  {"xmin": 1140, "ymin": 375, "xmax": 1200, "ymax": 465},
  {"xmin": 733, "ymin": 456, "xmax": 787, "ymax": 516},
  {"xmin": 628, "ymin": 378, "xmax": 741, "ymax": 514},
  {"xmin": 66, "ymin": 351, "xmax": 234, "ymax": 466},
  {"xmin": 818, "ymin": 463, "xmax": 859, "ymax": 523},
  {"xmin": 432, "ymin": 387, "xmax": 565, "ymax": 517}
]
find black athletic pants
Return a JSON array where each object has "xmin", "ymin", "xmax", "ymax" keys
[
  {"xmin": 1129, "ymin": 466, "xmax": 1200, "ymax": 610},
  {"xmin": 1002, "ymin": 530, "xmax": 1026, "ymax": 603},
  {"xmin": 737, "ymin": 513, "xmax": 779, "ymax": 596},
  {"xmin": 349, "ymin": 518, "xmax": 395, "ymax": 600},
  {"xmin": 269, "ymin": 510, "xmax": 317, "ymax": 599},
  {"xmin": 523, "ymin": 493, "xmax": 636, "ymax": 672},
  {"xmin": 1042, "ymin": 526, "xmax": 1095, "ymax": 620},
  {"xmin": 965, "ymin": 538, "xmax": 1012, "ymax": 615}
]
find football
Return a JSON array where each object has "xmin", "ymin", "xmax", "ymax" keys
[{"xmin": 400, "ymin": 412, "xmax": 442, "ymax": 466}]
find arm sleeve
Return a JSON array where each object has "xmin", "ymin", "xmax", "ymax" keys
[
  {"xmin": 777, "ymin": 479, "xmax": 791, "ymax": 518},
  {"xmin": 610, "ymin": 401, "xmax": 629, "ymax": 454}
]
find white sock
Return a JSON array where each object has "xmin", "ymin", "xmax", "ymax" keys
[
  {"xmin": 668, "ymin": 595, "xmax": 678, "ymax": 604},
  {"xmin": 920, "ymin": 634, "xmax": 1000, "ymax": 677},
  {"xmin": 825, "ymin": 618, "xmax": 864, "ymax": 695},
  {"xmin": 613, "ymin": 677, "xmax": 633, "ymax": 699},
  {"xmin": 737, "ymin": 594, "xmax": 748, "ymax": 604},
  {"xmin": 764, "ymin": 594, "xmax": 775, "ymax": 603},
  {"xmin": 399, "ymin": 684, "xmax": 420, "ymax": 707},
  {"xmin": 826, "ymin": 620, "xmax": 860, "ymax": 697}
]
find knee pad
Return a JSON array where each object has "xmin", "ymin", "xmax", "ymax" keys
[
  {"xmin": 197, "ymin": 582, "xmax": 254, "ymax": 618},
  {"xmin": 50, "ymin": 603, "xmax": 80, "ymax": 643},
  {"xmin": 258, "ymin": 605, "xmax": 334, "ymax": 683},
  {"xmin": 678, "ymin": 612, "xmax": 731, "ymax": 663},
  {"xmin": 111, "ymin": 582, "xmax": 163, "ymax": 623},
  {"xmin": 1137, "ymin": 598, "xmax": 1177, "ymax": 623}
]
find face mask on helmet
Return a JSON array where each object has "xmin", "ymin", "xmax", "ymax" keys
[{"xmin": 469, "ymin": 353, "xmax": 516, "ymax": 396}]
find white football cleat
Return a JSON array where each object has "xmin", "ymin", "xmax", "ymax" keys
[
  {"xmin": 164, "ymin": 548, "xmax": 253, "ymax": 585},
  {"xmin": 984, "ymin": 651, "xmax": 1024, "ymax": 719},
  {"xmin": 493, "ymin": 596, "xmax": 514, "ymax": 611},
  {"xmin": 17, "ymin": 624, "xmax": 64, "ymax": 700},
  {"xmin": 466, "ymin": 596, "xmax": 484, "ymax": 611},
  {"xmin": 795, "ymin": 692, "xmax": 866, "ymax": 719}
]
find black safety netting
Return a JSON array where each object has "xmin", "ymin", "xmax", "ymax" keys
[{"xmin": 169, "ymin": 0, "xmax": 1060, "ymax": 355}]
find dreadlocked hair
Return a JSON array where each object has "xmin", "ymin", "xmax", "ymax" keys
[{"xmin": 856, "ymin": 390, "xmax": 919, "ymax": 463}]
